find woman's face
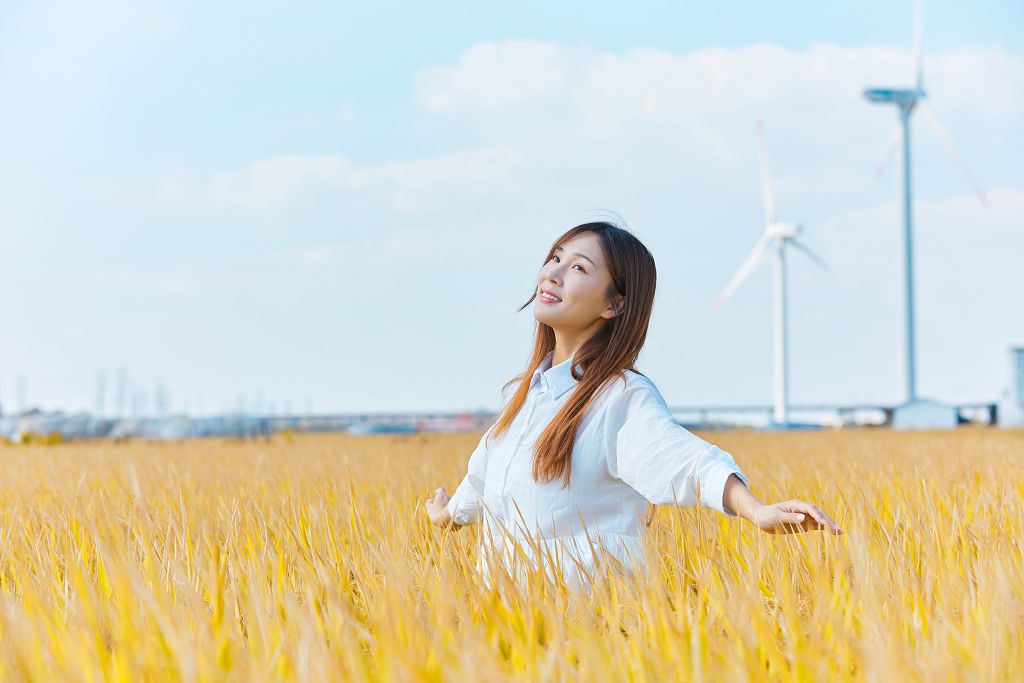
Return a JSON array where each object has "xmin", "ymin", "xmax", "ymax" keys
[{"xmin": 534, "ymin": 232, "xmax": 622, "ymax": 332}]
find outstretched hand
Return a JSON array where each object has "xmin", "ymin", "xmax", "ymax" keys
[
  {"xmin": 424, "ymin": 487, "xmax": 458, "ymax": 529},
  {"xmin": 754, "ymin": 499, "xmax": 843, "ymax": 535}
]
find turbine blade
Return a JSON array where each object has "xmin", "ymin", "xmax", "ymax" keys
[
  {"xmin": 714, "ymin": 235, "xmax": 773, "ymax": 308},
  {"xmin": 875, "ymin": 124, "xmax": 903, "ymax": 179},
  {"xmin": 756, "ymin": 119, "xmax": 777, "ymax": 223},
  {"xmin": 919, "ymin": 101, "xmax": 990, "ymax": 206},
  {"xmin": 912, "ymin": 0, "xmax": 924, "ymax": 91},
  {"xmin": 789, "ymin": 239, "xmax": 830, "ymax": 271}
]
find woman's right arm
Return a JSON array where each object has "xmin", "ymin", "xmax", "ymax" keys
[
  {"xmin": 425, "ymin": 487, "xmax": 460, "ymax": 529},
  {"xmin": 424, "ymin": 425, "xmax": 493, "ymax": 530}
]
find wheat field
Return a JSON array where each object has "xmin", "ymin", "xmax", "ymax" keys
[{"xmin": 0, "ymin": 429, "xmax": 1020, "ymax": 681}]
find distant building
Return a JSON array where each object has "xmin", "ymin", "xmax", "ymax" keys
[
  {"xmin": 997, "ymin": 346, "xmax": 1024, "ymax": 428},
  {"xmin": 892, "ymin": 399, "xmax": 959, "ymax": 430}
]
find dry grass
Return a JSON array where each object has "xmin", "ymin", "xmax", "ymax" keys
[{"xmin": 0, "ymin": 429, "xmax": 1021, "ymax": 681}]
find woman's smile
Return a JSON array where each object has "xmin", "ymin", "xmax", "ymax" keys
[{"xmin": 539, "ymin": 289, "xmax": 562, "ymax": 303}]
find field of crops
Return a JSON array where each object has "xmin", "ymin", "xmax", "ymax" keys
[{"xmin": 0, "ymin": 429, "xmax": 1020, "ymax": 681}]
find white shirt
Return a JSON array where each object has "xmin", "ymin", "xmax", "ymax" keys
[{"xmin": 446, "ymin": 350, "xmax": 750, "ymax": 590}]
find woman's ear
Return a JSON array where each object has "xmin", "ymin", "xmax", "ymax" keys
[{"xmin": 603, "ymin": 295, "xmax": 626, "ymax": 319}]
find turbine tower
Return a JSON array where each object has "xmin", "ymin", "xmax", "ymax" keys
[
  {"xmin": 863, "ymin": 0, "xmax": 988, "ymax": 404},
  {"xmin": 715, "ymin": 120, "xmax": 828, "ymax": 427}
]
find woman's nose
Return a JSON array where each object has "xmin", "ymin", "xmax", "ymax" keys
[{"xmin": 543, "ymin": 264, "xmax": 563, "ymax": 284}]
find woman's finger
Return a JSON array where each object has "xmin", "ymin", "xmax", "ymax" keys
[
  {"xmin": 788, "ymin": 501, "xmax": 825, "ymax": 528},
  {"xmin": 814, "ymin": 506, "xmax": 841, "ymax": 532},
  {"xmin": 824, "ymin": 514, "xmax": 843, "ymax": 534},
  {"xmin": 782, "ymin": 511, "xmax": 805, "ymax": 526},
  {"xmin": 804, "ymin": 504, "xmax": 827, "ymax": 528},
  {"xmin": 794, "ymin": 500, "xmax": 843, "ymax": 534},
  {"xmin": 804, "ymin": 503, "xmax": 841, "ymax": 533}
]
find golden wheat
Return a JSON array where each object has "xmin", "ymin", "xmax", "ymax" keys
[{"xmin": 0, "ymin": 429, "xmax": 1020, "ymax": 681}]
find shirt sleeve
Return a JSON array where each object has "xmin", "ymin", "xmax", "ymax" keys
[
  {"xmin": 445, "ymin": 425, "xmax": 494, "ymax": 526},
  {"xmin": 607, "ymin": 377, "xmax": 750, "ymax": 516}
]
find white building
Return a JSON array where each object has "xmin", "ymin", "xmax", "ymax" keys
[
  {"xmin": 892, "ymin": 399, "xmax": 960, "ymax": 430},
  {"xmin": 997, "ymin": 347, "xmax": 1024, "ymax": 428}
]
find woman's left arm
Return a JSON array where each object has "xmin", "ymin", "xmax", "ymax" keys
[{"xmin": 723, "ymin": 474, "xmax": 843, "ymax": 535}]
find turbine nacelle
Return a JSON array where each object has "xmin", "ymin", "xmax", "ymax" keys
[
  {"xmin": 863, "ymin": 87, "xmax": 926, "ymax": 106},
  {"xmin": 765, "ymin": 222, "xmax": 800, "ymax": 240}
]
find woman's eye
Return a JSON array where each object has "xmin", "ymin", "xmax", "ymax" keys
[{"xmin": 552, "ymin": 255, "xmax": 585, "ymax": 272}]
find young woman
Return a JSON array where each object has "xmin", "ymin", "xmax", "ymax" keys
[{"xmin": 424, "ymin": 221, "xmax": 841, "ymax": 590}]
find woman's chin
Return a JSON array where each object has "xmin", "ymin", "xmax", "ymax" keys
[
  {"xmin": 533, "ymin": 309, "xmax": 555, "ymax": 325},
  {"xmin": 533, "ymin": 312, "xmax": 563, "ymax": 331}
]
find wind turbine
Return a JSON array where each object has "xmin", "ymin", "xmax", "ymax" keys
[
  {"xmin": 715, "ymin": 120, "xmax": 828, "ymax": 427},
  {"xmin": 864, "ymin": 0, "xmax": 988, "ymax": 405}
]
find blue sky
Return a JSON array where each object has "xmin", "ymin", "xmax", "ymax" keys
[{"xmin": 1, "ymin": 0, "xmax": 1022, "ymax": 415}]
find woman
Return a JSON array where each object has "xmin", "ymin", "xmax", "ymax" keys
[{"xmin": 424, "ymin": 221, "xmax": 841, "ymax": 590}]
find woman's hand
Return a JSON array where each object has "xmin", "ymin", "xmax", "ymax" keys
[
  {"xmin": 753, "ymin": 499, "xmax": 843, "ymax": 535},
  {"xmin": 723, "ymin": 475, "xmax": 842, "ymax": 535},
  {"xmin": 424, "ymin": 487, "xmax": 460, "ymax": 530}
]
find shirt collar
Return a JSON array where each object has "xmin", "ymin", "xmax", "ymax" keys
[{"xmin": 530, "ymin": 350, "xmax": 579, "ymax": 399}]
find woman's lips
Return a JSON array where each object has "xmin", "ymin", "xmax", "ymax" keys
[{"xmin": 539, "ymin": 292, "xmax": 561, "ymax": 303}]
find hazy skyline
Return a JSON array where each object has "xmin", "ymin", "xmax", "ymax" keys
[{"xmin": 2, "ymin": 1, "xmax": 1022, "ymax": 414}]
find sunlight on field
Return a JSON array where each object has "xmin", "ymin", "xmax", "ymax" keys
[{"xmin": 0, "ymin": 429, "xmax": 1020, "ymax": 681}]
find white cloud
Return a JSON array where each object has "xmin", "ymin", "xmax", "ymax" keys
[
  {"xmin": 211, "ymin": 155, "xmax": 354, "ymax": 210},
  {"xmin": 123, "ymin": 40, "xmax": 1021, "ymax": 220},
  {"xmin": 378, "ymin": 146, "xmax": 523, "ymax": 188},
  {"xmin": 928, "ymin": 48, "xmax": 1024, "ymax": 117},
  {"xmin": 418, "ymin": 40, "xmax": 1024, "ymax": 121},
  {"xmin": 143, "ymin": 145, "xmax": 524, "ymax": 212},
  {"xmin": 414, "ymin": 40, "xmax": 1023, "ymax": 164},
  {"xmin": 376, "ymin": 146, "xmax": 524, "ymax": 211},
  {"xmin": 415, "ymin": 40, "xmax": 575, "ymax": 111}
]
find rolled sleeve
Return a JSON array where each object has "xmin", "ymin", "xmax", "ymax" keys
[
  {"xmin": 699, "ymin": 448, "xmax": 750, "ymax": 517},
  {"xmin": 609, "ymin": 377, "xmax": 750, "ymax": 516},
  {"xmin": 446, "ymin": 475, "xmax": 482, "ymax": 526}
]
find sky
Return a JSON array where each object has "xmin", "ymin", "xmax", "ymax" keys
[{"xmin": 1, "ymin": 0, "xmax": 1022, "ymax": 415}]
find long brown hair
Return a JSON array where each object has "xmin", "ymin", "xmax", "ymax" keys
[{"xmin": 488, "ymin": 221, "xmax": 658, "ymax": 488}]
